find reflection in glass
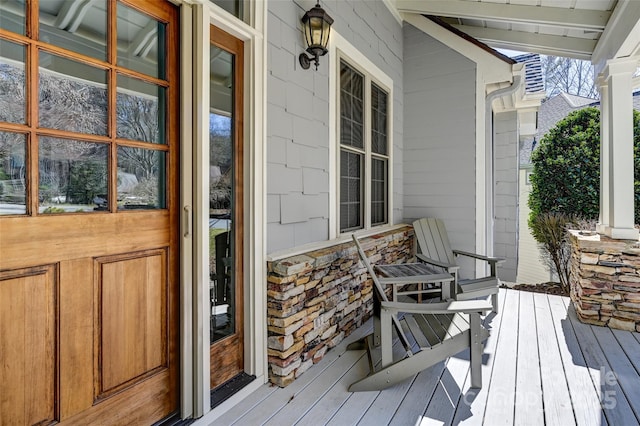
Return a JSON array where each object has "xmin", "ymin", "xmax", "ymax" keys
[
  {"xmin": 117, "ymin": 3, "xmax": 166, "ymax": 79},
  {"xmin": 117, "ymin": 74, "xmax": 165, "ymax": 144},
  {"xmin": 39, "ymin": 51, "xmax": 108, "ymax": 135},
  {"xmin": 117, "ymin": 147, "xmax": 165, "ymax": 210},
  {"xmin": 39, "ymin": 137, "xmax": 107, "ymax": 213},
  {"xmin": 0, "ymin": 0, "xmax": 25, "ymax": 34},
  {"xmin": 371, "ymin": 158, "xmax": 387, "ymax": 226},
  {"xmin": 0, "ymin": 39, "xmax": 26, "ymax": 124},
  {"xmin": 39, "ymin": 0, "xmax": 107, "ymax": 61},
  {"xmin": 340, "ymin": 150, "xmax": 362, "ymax": 231},
  {"xmin": 0, "ymin": 131, "xmax": 26, "ymax": 215},
  {"xmin": 210, "ymin": 44, "xmax": 235, "ymax": 344}
]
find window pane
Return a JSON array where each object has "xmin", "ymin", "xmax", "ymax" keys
[
  {"xmin": 39, "ymin": 51, "xmax": 108, "ymax": 135},
  {"xmin": 0, "ymin": 0, "xmax": 25, "ymax": 35},
  {"xmin": 340, "ymin": 149, "xmax": 362, "ymax": 231},
  {"xmin": 117, "ymin": 147, "xmax": 166, "ymax": 210},
  {"xmin": 340, "ymin": 60, "xmax": 363, "ymax": 150},
  {"xmin": 39, "ymin": 137, "xmax": 107, "ymax": 213},
  {"xmin": 117, "ymin": 3, "xmax": 166, "ymax": 79},
  {"xmin": 117, "ymin": 74, "xmax": 166, "ymax": 144},
  {"xmin": 0, "ymin": 131, "xmax": 26, "ymax": 215},
  {"xmin": 371, "ymin": 83, "xmax": 388, "ymax": 155},
  {"xmin": 0, "ymin": 39, "xmax": 26, "ymax": 124},
  {"xmin": 371, "ymin": 157, "xmax": 387, "ymax": 226},
  {"xmin": 210, "ymin": 0, "xmax": 247, "ymax": 23},
  {"xmin": 39, "ymin": 0, "xmax": 107, "ymax": 61}
]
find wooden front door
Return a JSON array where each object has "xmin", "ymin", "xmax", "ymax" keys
[
  {"xmin": 209, "ymin": 26, "xmax": 244, "ymax": 389},
  {"xmin": 0, "ymin": 1, "xmax": 179, "ymax": 424}
]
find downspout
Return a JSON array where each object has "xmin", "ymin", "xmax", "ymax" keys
[{"xmin": 484, "ymin": 74, "xmax": 522, "ymax": 259}]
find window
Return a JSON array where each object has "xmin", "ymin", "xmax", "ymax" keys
[{"xmin": 339, "ymin": 59, "xmax": 390, "ymax": 232}]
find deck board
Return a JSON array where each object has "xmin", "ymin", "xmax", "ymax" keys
[
  {"xmin": 548, "ymin": 294, "xmax": 607, "ymax": 426},
  {"xmin": 513, "ymin": 291, "xmax": 543, "ymax": 426},
  {"xmin": 482, "ymin": 289, "xmax": 520, "ymax": 425},
  {"xmin": 200, "ymin": 289, "xmax": 640, "ymax": 426}
]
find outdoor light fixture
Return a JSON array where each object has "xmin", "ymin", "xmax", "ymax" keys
[{"xmin": 299, "ymin": 1, "xmax": 334, "ymax": 70}]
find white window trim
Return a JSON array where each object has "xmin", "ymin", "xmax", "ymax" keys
[
  {"xmin": 328, "ymin": 31, "xmax": 394, "ymax": 239},
  {"xmin": 180, "ymin": 0, "xmax": 267, "ymax": 422}
]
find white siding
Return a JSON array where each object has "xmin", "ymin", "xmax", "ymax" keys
[
  {"xmin": 517, "ymin": 168, "xmax": 553, "ymax": 284},
  {"xmin": 494, "ymin": 111, "xmax": 518, "ymax": 282},
  {"xmin": 266, "ymin": 0, "xmax": 403, "ymax": 253},
  {"xmin": 402, "ymin": 23, "xmax": 477, "ymax": 277}
]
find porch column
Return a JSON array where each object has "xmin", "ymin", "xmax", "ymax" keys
[
  {"xmin": 600, "ymin": 58, "xmax": 639, "ymax": 240},
  {"xmin": 596, "ymin": 75, "xmax": 609, "ymax": 234}
]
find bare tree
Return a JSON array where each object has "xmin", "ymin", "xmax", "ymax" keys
[{"xmin": 541, "ymin": 55, "xmax": 599, "ymax": 99}]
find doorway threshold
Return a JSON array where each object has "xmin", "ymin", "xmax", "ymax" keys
[{"xmin": 211, "ymin": 372, "xmax": 256, "ymax": 409}]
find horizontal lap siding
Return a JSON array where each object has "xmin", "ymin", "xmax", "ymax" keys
[
  {"xmin": 402, "ymin": 23, "xmax": 476, "ymax": 277},
  {"xmin": 266, "ymin": 0, "xmax": 404, "ymax": 253},
  {"xmin": 494, "ymin": 111, "xmax": 518, "ymax": 282}
]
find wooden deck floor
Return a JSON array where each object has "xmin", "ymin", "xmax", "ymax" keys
[{"xmin": 209, "ymin": 289, "xmax": 640, "ymax": 426}]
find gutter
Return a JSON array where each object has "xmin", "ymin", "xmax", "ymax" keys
[{"xmin": 484, "ymin": 74, "xmax": 523, "ymax": 259}]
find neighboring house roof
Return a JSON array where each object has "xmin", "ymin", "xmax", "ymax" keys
[
  {"xmin": 512, "ymin": 53, "xmax": 544, "ymax": 94},
  {"xmin": 519, "ymin": 92, "xmax": 597, "ymax": 165}
]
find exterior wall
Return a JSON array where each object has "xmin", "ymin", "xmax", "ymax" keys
[
  {"xmin": 266, "ymin": 226, "xmax": 414, "ymax": 386},
  {"xmin": 266, "ymin": 0, "xmax": 403, "ymax": 253},
  {"xmin": 402, "ymin": 23, "xmax": 476, "ymax": 277},
  {"xmin": 569, "ymin": 231, "xmax": 640, "ymax": 332},
  {"xmin": 516, "ymin": 168, "xmax": 552, "ymax": 283},
  {"xmin": 493, "ymin": 111, "xmax": 518, "ymax": 281}
]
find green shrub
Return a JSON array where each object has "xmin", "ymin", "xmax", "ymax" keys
[{"xmin": 528, "ymin": 107, "xmax": 640, "ymax": 225}]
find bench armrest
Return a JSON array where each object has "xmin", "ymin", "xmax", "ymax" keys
[
  {"xmin": 416, "ymin": 253, "xmax": 460, "ymax": 273},
  {"xmin": 381, "ymin": 299, "xmax": 492, "ymax": 315},
  {"xmin": 452, "ymin": 250, "xmax": 505, "ymax": 264}
]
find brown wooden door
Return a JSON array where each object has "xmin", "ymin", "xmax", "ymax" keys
[
  {"xmin": 209, "ymin": 25, "xmax": 244, "ymax": 389},
  {"xmin": 0, "ymin": 1, "xmax": 179, "ymax": 424}
]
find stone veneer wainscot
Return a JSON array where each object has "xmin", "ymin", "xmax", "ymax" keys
[
  {"xmin": 266, "ymin": 226, "xmax": 414, "ymax": 387},
  {"xmin": 569, "ymin": 230, "xmax": 640, "ymax": 332}
]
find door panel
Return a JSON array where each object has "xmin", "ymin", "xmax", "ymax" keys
[
  {"xmin": 98, "ymin": 249, "xmax": 167, "ymax": 397},
  {"xmin": 0, "ymin": 265, "xmax": 57, "ymax": 425},
  {"xmin": 0, "ymin": 1, "xmax": 179, "ymax": 424},
  {"xmin": 209, "ymin": 26, "xmax": 244, "ymax": 389}
]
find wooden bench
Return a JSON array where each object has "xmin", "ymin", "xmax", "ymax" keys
[{"xmin": 348, "ymin": 234, "xmax": 491, "ymax": 392}]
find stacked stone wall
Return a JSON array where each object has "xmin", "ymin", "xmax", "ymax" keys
[
  {"xmin": 569, "ymin": 230, "xmax": 640, "ymax": 332},
  {"xmin": 266, "ymin": 226, "xmax": 414, "ymax": 386}
]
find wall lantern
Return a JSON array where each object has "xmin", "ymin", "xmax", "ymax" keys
[{"xmin": 299, "ymin": 2, "xmax": 334, "ymax": 70}]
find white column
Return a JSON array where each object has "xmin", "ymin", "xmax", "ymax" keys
[
  {"xmin": 602, "ymin": 58, "xmax": 639, "ymax": 240},
  {"xmin": 597, "ymin": 76, "xmax": 609, "ymax": 234}
]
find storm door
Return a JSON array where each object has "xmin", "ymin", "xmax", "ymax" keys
[
  {"xmin": 0, "ymin": 1, "xmax": 180, "ymax": 424},
  {"xmin": 209, "ymin": 25, "xmax": 245, "ymax": 389}
]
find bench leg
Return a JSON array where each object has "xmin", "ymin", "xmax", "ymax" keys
[{"xmin": 469, "ymin": 312, "xmax": 483, "ymax": 388}]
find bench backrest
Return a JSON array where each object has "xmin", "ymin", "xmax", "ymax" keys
[{"xmin": 413, "ymin": 218, "xmax": 456, "ymax": 266}]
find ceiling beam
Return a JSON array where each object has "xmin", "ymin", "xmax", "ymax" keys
[
  {"xmin": 592, "ymin": 0, "xmax": 640, "ymax": 71},
  {"xmin": 451, "ymin": 25, "xmax": 596, "ymax": 60},
  {"xmin": 397, "ymin": 0, "xmax": 610, "ymax": 31}
]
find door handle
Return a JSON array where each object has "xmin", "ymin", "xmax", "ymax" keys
[{"xmin": 183, "ymin": 205, "xmax": 192, "ymax": 238}]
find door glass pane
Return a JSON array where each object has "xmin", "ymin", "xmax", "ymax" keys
[
  {"xmin": 117, "ymin": 3, "xmax": 166, "ymax": 79},
  {"xmin": 0, "ymin": 131, "xmax": 26, "ymax": 215},
  {"xmin": 117, "ymin": 146, "xmax": 165, "ymax": 210},
  {"xmin": 210, "ymin": 45, "xmax": 235, "ymax": 343},
  {"xmin": 0, "ymin": 0, "xmax": 25, "ymax": 34},
  {"xmin": 39, "ymin": 51, "xmax": 108, "ymax": 135},
  {"xmin": 39, "ymin": 137, "xmax": 107, "ymax": 213},
  {"xmin": 117, "ymin": 74, "xmax": 166, "ymax": 144},
  {"xmin": 39, "ymin": 0, "xmax": 107, "ymax": 61},
  {"xmin": 0, "ymin": 39, "xmax": 26, "ymax": 124}
]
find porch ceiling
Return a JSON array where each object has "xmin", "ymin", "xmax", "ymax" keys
[{"xmin": 396, "ymin": 0, "xmax": 640, "ymax": 67}]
